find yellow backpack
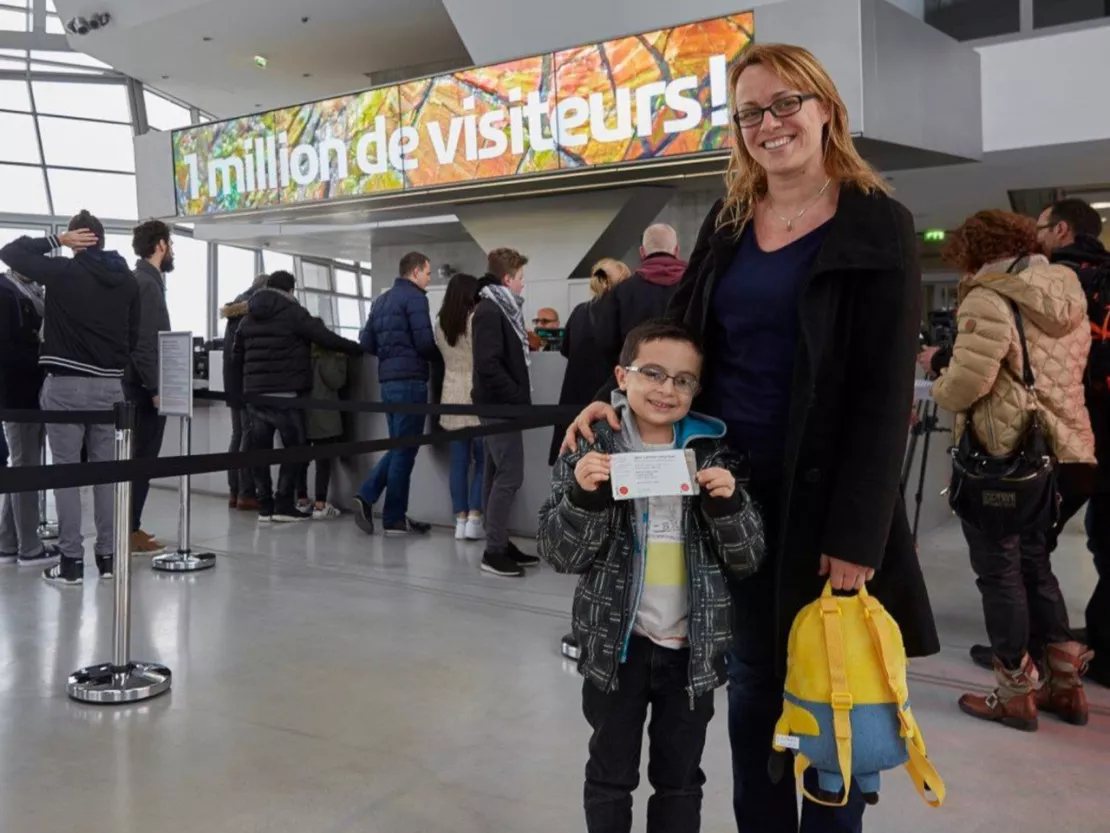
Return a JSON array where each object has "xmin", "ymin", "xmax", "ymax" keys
[{"xmin": 771, "ymin": 583, "xmax": 946, "ymax": 808}]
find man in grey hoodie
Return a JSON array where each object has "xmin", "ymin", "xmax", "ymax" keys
[{"xmin": 127, "ymin": 220, "xmax": 174, "ymax": 557}]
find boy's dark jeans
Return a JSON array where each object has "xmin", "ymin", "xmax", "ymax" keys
[{"xmin": 582, "ymin": 634, "xmax": 714, "ymax": 833}]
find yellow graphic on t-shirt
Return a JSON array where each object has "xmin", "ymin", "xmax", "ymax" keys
[{"xmin": 644, "ymin": 542, "xmax": 687, "ymax": 586}]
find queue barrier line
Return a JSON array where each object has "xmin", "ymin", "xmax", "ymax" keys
[
  {"xmin": 0, "ymin": 408, "xmax": 576, "ymax": 495},
  {"xmin": 0, "ymin": 408, "xmax": 115, "ymax": 425}
]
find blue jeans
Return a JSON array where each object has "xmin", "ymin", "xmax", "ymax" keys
[
  {"xmin": 357, "ymin": 380, "xmax": 427, "ymax": 526},
  {"xmin": 449, "ymin": 438, "xmax": 484, "ymax": 515},
  {"xmin": 727, "ymin": 472, "xmax": 865, "ymax": 833}
]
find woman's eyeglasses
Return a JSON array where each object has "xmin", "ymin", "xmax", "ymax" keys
[
  {"xmin": 733, "ymin": 93, "xmax": 819, "ymax": 130},
  {"xmin": 624, "ymin": 365, "xmax": 701, "ymax": 397}
]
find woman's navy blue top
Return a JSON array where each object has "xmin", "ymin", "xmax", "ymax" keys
[{"xmin": 703, "ymin": 219, "xmax": 831, "ymax": 472}]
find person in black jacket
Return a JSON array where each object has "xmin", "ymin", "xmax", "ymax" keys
[
  {"xmin": 548, "ymin": 258, "xmax": 630, "ymax": 466},
  {"xmin": 0, "ymin": 210, "xmax": 139, "ymax": 586},
  {"xmin": 472, "ymin": 248, "xmax": 541, "ymax": 577},
  {"xmin": 592, "ymin": 223, "xmax": 687, "ymax": 369},
  {"xmin": 564, "ymin": 44, "xmax": 937, "ymax": 832},
  {"xmin": 0, "ymin": 267, "xmax": 56, "ymax": 566},
  {"xmin": 219, "ymin": 273, "xmax": 268, "ymax": 511},
  {"xmin": 233, "ymin": 270, "xmax": 362, "ymax": 523},
  {"xmin": 126, "ymin": 220, "xmax": 175, "ymax": 557}
]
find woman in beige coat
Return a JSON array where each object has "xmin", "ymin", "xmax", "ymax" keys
[
  {"xmin": 435, "ymin": 273, "xmax": 485, "ymax": 541},
  {"xmin": 930, "ymin": 209, "xmax": 1096, "ymax": 731}
]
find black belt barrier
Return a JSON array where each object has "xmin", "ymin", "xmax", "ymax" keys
[
  {"xmin": 0, "ymin": 408, "xmax": 116, "ymax": 425},
  {"xmin": 0, "ymin": 398, "xmax": 579, "ymax": 495}
]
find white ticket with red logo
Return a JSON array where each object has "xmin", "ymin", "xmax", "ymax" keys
[{"xmin": 610, "ymin": 449, "xmax": 699, "ymax": 501}]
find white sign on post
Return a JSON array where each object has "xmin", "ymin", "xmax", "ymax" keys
[{"xmin": 158, "ymin": 331, "xmax": 194, "ymax": 419}]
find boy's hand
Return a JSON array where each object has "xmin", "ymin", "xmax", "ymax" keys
[
  {"xmin": 574, "ymin": 452, "xmax": 611, "ymax": 492},
  {"xmin": 697, "ymin": 467, "xmax": 735, "ymax": 499}
]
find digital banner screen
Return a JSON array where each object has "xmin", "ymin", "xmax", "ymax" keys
[{"xmin": 171, "ymin": 11, "xmax": 753, "ymax": 217}]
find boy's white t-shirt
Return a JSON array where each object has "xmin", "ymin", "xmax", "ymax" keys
[{"xmin": 633, "ymin": 441, "xmax": 689, "ymax": 649}]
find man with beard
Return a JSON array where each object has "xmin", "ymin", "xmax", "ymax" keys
[{"xmin": 127, "ymin": 220, "xmax": 174, "ymax": 556}]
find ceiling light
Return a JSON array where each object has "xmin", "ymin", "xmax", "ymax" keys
[
  {"xmin": 253, "ymin": 55, "xmax": 268, "ymax": 68},
  {"xmin": 1091, "ymin": 201, "xmax": 1110, "ymax": 210}
]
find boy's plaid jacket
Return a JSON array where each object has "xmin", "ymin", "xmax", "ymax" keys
[{"xmin": 538, "ymin": 416, "xmax": 765, "ymax": 700}]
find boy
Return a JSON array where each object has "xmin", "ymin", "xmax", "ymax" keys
[{"xmin": 538, "ymin": 319, "xmax": 765, "ymax": 833}]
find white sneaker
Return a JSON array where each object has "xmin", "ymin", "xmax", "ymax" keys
[
  {"xmin": 313, "ymin": 504, "xmax": 341, "ymax": 520},
  {"xmin": 455, "ymin": 518, "xmax": 467, "ymax": 540},
  {"xmin": 465, "ymin": 516, "xmax": 486, "ymax": 541}
]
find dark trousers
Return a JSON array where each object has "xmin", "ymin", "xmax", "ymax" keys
[
  {"xmin": 481, "ymin": 424, "xmax": 524, "ymax": 554},
  {"xmin": 582, "ymin": 635, "xmax": 714, "ymax": 833},
  {"xmin": 227, "ymin": 407, "xmax": 255, "ymax": 498},
  {"xmin": 297, "ymin": 436, "xmax": 342, "ymax": 503},
  {"xmin": 246, "ymin": 404, "xmax": 306, "ymax": 513},
  {"xmin": 124, "ymin": 382, "xmax": 167, "ymax": 532},
  {"xmin": 1085, "ymin": 493, "xmax": 1110, "ymax": 661},
  {"xmin": 727, "ymin": 470, "xmax": 865, "ymax": 833}
]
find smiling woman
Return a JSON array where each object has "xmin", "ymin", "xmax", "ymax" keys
[{"xmin": 564, "ymin": 42, "xmax": 937, "ymax": 833}]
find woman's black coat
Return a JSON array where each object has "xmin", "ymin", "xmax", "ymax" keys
[
  {"xmin": 549, "ymin": 299, "xmax": 612, "ymax": 466},
  {"xmin": 673, "ymin": 185, "xmax": 939, "ymax": 663}
]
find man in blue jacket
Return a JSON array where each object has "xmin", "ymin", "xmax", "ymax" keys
[{"xmin": 353, "ymin": 252, "xmax": 438, "ymax": 535}]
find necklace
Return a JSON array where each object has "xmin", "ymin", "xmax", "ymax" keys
[{"xmin": 768, "ymin": 177, "xmax": 832, "ymax": 231}]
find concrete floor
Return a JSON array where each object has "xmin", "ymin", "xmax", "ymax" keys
[{"xmin": 1, "ymin": 487, "xmax": 1107, "ymax": 832}]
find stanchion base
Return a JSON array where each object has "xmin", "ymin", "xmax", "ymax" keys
[
  {"xmin": 561, "ymin": 634, "xmax": 580, "ymax": 661},
  {"xmin": 151, "ymin": 551, "xmax": 216, "ymax": 572},
  {"xmin": 67, "ymin": 662, "xmax": 172, "ymax": 704},
  {"xmin": 39, "ymin": 523, "xmax": 59, "ymax": 541}
]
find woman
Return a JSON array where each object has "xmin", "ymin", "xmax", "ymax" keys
[
  {"xmin": 565, "ymin": 43, "xmax": 937, "ymax": 832},
  {"xmin": 435, "ymin": 272, "xmax": 485, "ymax": 541},
  {"xmin": 302, "ymin": 341, "xmax": 349, "ymax": 519},
  {"xmin": 548, "ymin": 258, "xmax": 630, "ymax": 466},
  {"xmin": 930, "ymin": 210, "xmax": 1096, "ymax": 730}
]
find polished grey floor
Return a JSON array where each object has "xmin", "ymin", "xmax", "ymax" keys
[{"xmin": 1, "ymin": 487, "xmax": 1107, "ymax": 832}]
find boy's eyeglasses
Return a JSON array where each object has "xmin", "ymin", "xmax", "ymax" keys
[
  {"xmin": 624, "ymin": 365, "xmax": 701, "ymax": 397},
  {"xmin": 733, "ymin": 93, "xmax": 819, "ymax": 130}
]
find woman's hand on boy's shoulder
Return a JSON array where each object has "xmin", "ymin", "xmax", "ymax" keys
[
  {"xmin": 697, "ymin": 466, "xmax": 735, "ymax": 499},
  {"xmin": 574, "ymin": 451, "xmax": 611, "ymax": 492}
]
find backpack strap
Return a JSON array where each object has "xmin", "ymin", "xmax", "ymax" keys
[
  {"xmin": 859, "ymin": 589, "xmax": 947, "ymax": 808},
  {"xmin": 806, "ymin": 588, "xmax": 853, "ymax": 808}
]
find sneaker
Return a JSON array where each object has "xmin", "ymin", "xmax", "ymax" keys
[
  {"xmin": 312, "ymin": 504, "xmax": 341, "ymax": 520},
  {"xmin": 481, "ymin": 549, "xmax": 524, "ymax": 577},
  {"xmin": 0, "ymin": 552, "xmax": 17, "ymax": 566},
  {"xmin": 352, "ymin": 496, "xmax": 375, "ymax": 535},
  {"xmin": 384, "ymin": 518, "xmax": 432, "ymax": 536},
  {"xmin": 507, "ymin": 541, "xmax": 541, "ymax": 568},
  {"xmin": 131, "ymin": 530, "xmax": 166, "ymax": 557},
  {"xmin": 237, "ymin": 496, "xmax": 260, "ymax": 511},
  {"xmin": 296, "ymin": 498, "xmax": 312, "ymax": 512},
  {"xmin": 43, "ymin": 557, "xmax": 83, "ymax": 585},
  {"xmin": 455, "ymin": 518, "xmax": 467, "ymax": 540},
  {"xmin": 465, "ymin": 516, "xmax": 486, "ymax": 541},
  {"xmin": 258, "ymin": 513, "xmax": 273, "ymax": 523},
  {"xmin": 272, "ymin": 507, "xmax": 312, "ymax": 523},
  {"xmin": 18, "ymin": 544, "xmax": 61, "ymax": 566},
  {"xmin": 96, "ymin": 554, "xmax": 114, "ymax": 579}
]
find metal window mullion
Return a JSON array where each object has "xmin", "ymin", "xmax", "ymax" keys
[
  {"xmin": 25, "ymin": 73, "xmax": 53, "ymax": 215},
  {"xmin": 207, "ymin": 241, "xmax": 217, "ymax": 340},
  {"xmin": 126, "ymin": 77, "xmax": 147, "ymax": 136}
]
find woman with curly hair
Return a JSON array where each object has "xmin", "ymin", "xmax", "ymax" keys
[{"xmin": 930, "ymin": 209, "xmax": 1097, "ymax": 730}]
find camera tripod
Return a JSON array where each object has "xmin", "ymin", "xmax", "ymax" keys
[{"xmin": 902, "ymin": 398, "xmax": 947, "ymax": 545}]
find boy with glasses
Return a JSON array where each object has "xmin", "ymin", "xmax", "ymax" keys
[{"xmin": 538, "ymin": 319, "xmax": 765, "ymax": 833}]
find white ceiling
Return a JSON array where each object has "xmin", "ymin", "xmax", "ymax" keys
[{"xmin": 53, "ymin": 0, "xmax": 471, "ymax": 116}]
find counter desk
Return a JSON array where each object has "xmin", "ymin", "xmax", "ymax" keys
[{"xmin": 158, "ymin": 355, "xmax": 953, "ymax": 541}]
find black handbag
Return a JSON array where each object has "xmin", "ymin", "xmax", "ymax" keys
[{"xmin": 947, "ymin": 289, "xmax": 1059, "ymax": 537}]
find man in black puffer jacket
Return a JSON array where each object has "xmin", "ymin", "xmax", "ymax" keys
[{"xmin": 233, "ymin": 270, "xmax": 362, "ymax": 523}]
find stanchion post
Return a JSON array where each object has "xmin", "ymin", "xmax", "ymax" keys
[
  {"xmin": 151, "ymin": 415, "xmax": 216, "ymax": 573},
  {"xmin": 67, "ymin": 401, "xmax": 171, "ymax": 704}
]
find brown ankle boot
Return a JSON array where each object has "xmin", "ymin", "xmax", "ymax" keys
[
  {"xmin": 1037, "ymin": 642, "xmax": 1095, "ymax": 726},
  {"xmin": 958, "ymin": 654, "xmax": 1039, "ymax": 732}
]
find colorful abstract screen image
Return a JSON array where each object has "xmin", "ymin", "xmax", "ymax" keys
[{"xmin": 172, "ymin": 11, "xmax": 753, "ymax": 217}]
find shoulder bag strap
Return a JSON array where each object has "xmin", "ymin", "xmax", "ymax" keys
[{"xmin": 1008, "ymin": 298, "xmax": 1036, "ymax": 391}]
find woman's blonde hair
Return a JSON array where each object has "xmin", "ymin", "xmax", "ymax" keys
[
  {"xmin": 589, "ymin": 258, "xmax": 631, "ymax": 298},
  {"xmin": 720, "ymin": 43, "xmax": 889, "ymax": 232}
]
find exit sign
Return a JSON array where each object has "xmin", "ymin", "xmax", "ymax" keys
[{"xmin": 924, "ymin": 229, "xmax": 946, "ymax": 242}]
